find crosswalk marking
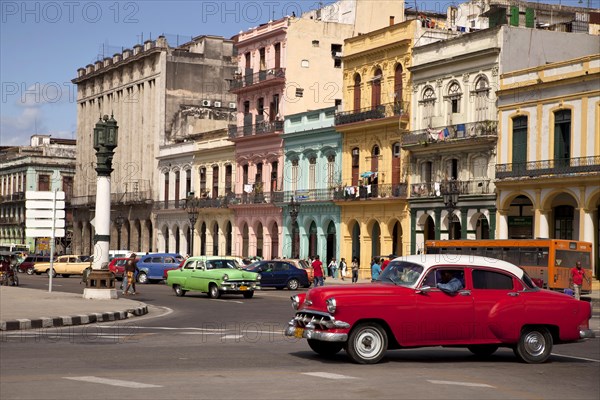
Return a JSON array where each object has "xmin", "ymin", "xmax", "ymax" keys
[
  {"xmin": 302, "ymin": 372, "xmax": 358, "ymax": 380},
  {"xmin": 64, "ymin": 376, "xmax": 162, "ymax": 388}
]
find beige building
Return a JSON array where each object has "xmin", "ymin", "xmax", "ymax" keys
[{"xmin": 71, "ymin": 35, "xmax": 237, "ymax": 255}]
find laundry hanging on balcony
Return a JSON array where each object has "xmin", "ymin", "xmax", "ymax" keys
[{"xmin": 360, "ymin": 171, "xmax": 374, "ymax": 178}]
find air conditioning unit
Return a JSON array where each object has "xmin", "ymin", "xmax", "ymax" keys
[
  {"xmin": 202, "ymin": 100, "xmax": 212, "ymax": 107},
  {"xmin": 213, "ymin": 101, "xmax": 222, "ymax": 108},
  {"xmin": 228, "ymin": 102, "xmax": 236, "ymax": 109}
]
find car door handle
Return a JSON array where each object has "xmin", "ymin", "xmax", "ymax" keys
[
  {"xmin": 507, "ymin": 292, "xmax": 519, "ymax": 297},
  {"xmin": 459, "ymin": 290, "xmax": 471, "ymax": 296}
]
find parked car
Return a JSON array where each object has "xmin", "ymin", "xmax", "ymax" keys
[
  {"xmin": 281, "ymin": 258, "xmax": 313, "ymax": 284},
  {"xmin": 108, "ymin": 257, "xmax": 128, "ymax": 280},
  {"xmin": 244, "ymin": 260, "xmax": 310, "ymax": 290},
  {"xmin": 34, "ymin": 255, "xmax": 92, "ymax": 277},
  {"xmin": 284, "ymin": 254, "xmax": 594, "ymax": 364},
  {"xmin": 166, "ymin": 256, "xmax": 260, "ymax": 299},
  {"xmin": 18, "ymin": 255, "xmax": 52, "ymax": 275},
  {"xmin": 136, "ymin": 253, "xmax": 183, "ymax": 283}
]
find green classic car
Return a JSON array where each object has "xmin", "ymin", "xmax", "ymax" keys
[{"xmin": 166, "ymin": 256, "xmax": 261, "ymax": 299}]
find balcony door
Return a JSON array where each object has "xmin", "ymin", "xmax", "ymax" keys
[{"xmin": 554, "ymin": 110, "xmax": 571, "ymax": 168}]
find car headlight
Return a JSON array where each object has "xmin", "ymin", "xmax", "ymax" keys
[
  {"xmin": 223, "ymin": 274, "xmax": 229, "ymax": 281},
  {"xmin": 326, "ymin": 298, "xmax": 337, "ymax": 314},
  {"xmin": 256, "ymin": 273, "xmax": 261, "ymax": 281},
  {"xmin": 291, "ymin": 295, "xmax": 300, "ymax": 310}
]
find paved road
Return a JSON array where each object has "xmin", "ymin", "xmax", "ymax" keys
[{"xmin": 1, "ymin": 274, "xmax": 599, "ymax": 400}]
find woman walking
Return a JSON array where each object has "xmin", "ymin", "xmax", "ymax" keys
[{"xmin": 351, "ymin": 257, "xmax": 359, "ymax": 283}]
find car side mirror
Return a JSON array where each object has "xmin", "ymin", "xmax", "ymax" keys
[{"xmin": 416, "ymin": 285, "xmax": 432, "ymax": 294}]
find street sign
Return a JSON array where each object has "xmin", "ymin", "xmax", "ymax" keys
[
  {"xmin": 25, "ymin": 219, "xmax": 65, "ymax": 228},
  {"xmin": 25, "ymin": 200, "xmax": 66, "ymax": 210},
  {"xmin": 26, "ymin": 191, "xmax": 65, "ymax": 200},
  {"xmin": 26, "ymin": 209, "xmax": 66, "ymax": 219},
  {"xmin": 26, "ymin": 228, "xmax": 65, "ymax": 238}
]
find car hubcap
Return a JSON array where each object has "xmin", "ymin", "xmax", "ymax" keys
[
  {"xmin": 290, "ymin": 280, "xmax": 298, "ymax": 289},
  {"xmin": 355, "ymin": 328, "xmax": 383, "ymax": 360},
  {"xmin": 524, "ymin": 331, "xmax": 545, "ymax": 356}
]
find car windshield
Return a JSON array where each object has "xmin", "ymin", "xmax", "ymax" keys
[
  {"xmin": 245, "ymin": 262, "xmax": 261, "ymax": 271},
  {"xmin": 378, "ymin": 261, "xmax": 424, "ymax": 287}
]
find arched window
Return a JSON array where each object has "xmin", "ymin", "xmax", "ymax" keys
[
  {"xmin": 421, "ymin": 86, "xmax": 436, "ymax": 127},
  {"xmin": 371, "ymin": 68, "xmax": 382, "ymax": 109},
  {"xmin": 473, "ymin": 76, "xmax": 490, "ymax": 120},
  {"xmin": 447, "ymin": 81, "xmax": 462, "ymax": 115}
]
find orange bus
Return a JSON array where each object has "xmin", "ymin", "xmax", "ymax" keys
[{"xmin": 424, "ymin": 239, "xmax": 593, "ymax": 294}]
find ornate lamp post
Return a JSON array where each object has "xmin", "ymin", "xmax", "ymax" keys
[
  {"xmin": 114, "ymin": 215, "xmax": 125, "ymax": 250},
  {"xmin": 289, "ymin": 196, "xmax": 300, "ymax": 258},
  {"xmin": 442, "ymin": 181, "xmax": 460, "ymax": 239},
  {"xmin": 85, "ymin": 114, "xmax": 118, "ymax": 299},
  {"xmin": 185, "ymin": 194, "xmax": 199, "ymax": 256}
]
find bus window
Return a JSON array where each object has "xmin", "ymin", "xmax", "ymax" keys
[
  {"xmin": 503, "ymin": 248, "xmax": 520, "ymax": 265},
  {"xmin": 485, "ymin": 248, "xmax": 503, "ymax": 260},
  {"xmin": 555, "ymin": 250, "xmax": 591, "ymax": 269}
]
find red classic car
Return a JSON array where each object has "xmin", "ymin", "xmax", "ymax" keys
[{"xmin": 285, "ymin": 254, "xmax": 594, "ymax": 364}]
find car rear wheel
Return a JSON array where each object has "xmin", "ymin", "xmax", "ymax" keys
[
  {"xmin": 308, "ymin": 339, "xmax": 344, "ymax": 357},
  {"xmin": 26, "ymin": 267, "xmax": 34, "ymax": 275},
  {"xmin": 514, "ymin": 327, "xmax": 553, "ymax": 363},
  {"xmin": 467, "ymin": 344, "xmax": 499, "ymax": 357},
  {"xmin": 137, "ymin": 272, "xmax": 148, "ymax": 284},
  {"xmin": 243, "ymin": 291, "xmax": 254, "ymax": 299},
  {"xmin": 287, "ymin": 278, "xmax": 299, "ymax": 290},
  {"xmin": 208, "ymin": 284, "xmax": 221, "ymax": 299},
  {"xmin": 47, "ymin": 269, "xmax": 56, "ymax": 278},
  {"xmin": 173, "ymin": 285, "xmax": 187, "ymax": 297},
  {"xmin": 346, "ymin": 323, "xmax": 388, "ymax": 364}
]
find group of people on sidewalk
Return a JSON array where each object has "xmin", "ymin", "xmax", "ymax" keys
[{"xmin": 310, "ymin": 254, "xmax": 388, "ymax": 286}]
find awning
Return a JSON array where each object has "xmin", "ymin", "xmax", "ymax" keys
[{"xmin": 360, "ymin": 171, "xmax": 373, "ymax": 178}]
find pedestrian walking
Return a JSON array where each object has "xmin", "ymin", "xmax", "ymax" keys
[
  {"xmin": 371, "ymin": 257, "xmax": 382, "ymax": 282},
  {"xmin": 312, "ymin": 255, "xmax": 324, "ymax": 287},
  {"xmin": 339, "ymin": 258, "xmax": 347, "ymax": 280},
  {"xmin": 123, "ymin": 253, "xmax": 139, "ymax": 295},
  {"xmin": 328, "ymin": 258, "xmax": 338, "ymax": 279},
  {"xmin": 569, "ymin": 261, "xmax": 590, "ymax": 300},
  {"xmin": 351, "ymin": 257, "xmax": 359, "ymax": 283}
]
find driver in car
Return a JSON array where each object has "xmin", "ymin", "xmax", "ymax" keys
[{"xmin": 436, "ymin": 270, "xmax": 463, "ymax": 294}]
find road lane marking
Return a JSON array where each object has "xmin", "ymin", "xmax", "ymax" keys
[
  {"xmin": 210, "ymin": 299, "xmax": 244, "ymax": 304},
  {"xmin": 427, "ymin": 380, "xmax": 495, "ymax": 388},
  {"xmin": 64, "ymin": 376, "xmax": 162, "ymax": 388},
  {"xmin": 551, "ymin": 353, "xmax": 600, "ymax": 363},
  {"xmin": 302, "ymin": 372, "xmax": 358, "ymax": 380}
]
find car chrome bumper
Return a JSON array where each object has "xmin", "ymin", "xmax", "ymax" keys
[
  {"xmin": 580, "ymin": 329, "xmax": 595, "ymax": 339},
  {"xmin": 284, "ymin": 321, "xmax": 348, "ymax": 342}
]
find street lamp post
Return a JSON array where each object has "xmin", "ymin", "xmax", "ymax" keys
[
  {"xmin": 115, "ymin": 215, "xmax": 125, "ymax": 250},
  {"xmin": 84, "ymin": 114, "xmax": 119, "ymax": 299},
  {"xmin": 186, "ymin": 194, "xmax": 199, "ymax": 256},
  {"xmin": 289, "ymin": 196, "xmax": 300, "ymax": 258},
  {"xmin": 442, "ymin": 181, "xmax": 460, "ymax": 239}
]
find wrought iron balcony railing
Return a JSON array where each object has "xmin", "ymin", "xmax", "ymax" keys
[
  {"xmin": 230, "ymin": 68, "xmax": 286, "ymax": 91},
  {"xmin": 272, "ymin": 189, "xmax": 337, "ymax": 204},
  {"xmin": 496, "ymin": 156, "xmax": 600, "ymax": 179},
  {"xmin": 334, "ymin": 183, "xmax": 408, "ymax": 201},
  {"xmin": 401, "ymin": 120, "xmax": 498, "ymax": 147},
  {"xmin": 0, "ymin": 217, "xmax": 23, "ymax": 225},
  {"xmin": 409, "ymin": 179, "xmax": 492, "ymax": 199},
  {"xmin": 154, "ymin": 196, "xmax": 231, "ymax": 210},
  {"xmin": 0, "ymin": 192, "xmax": 25, "ymax": 203},
  {"xmin": 71, "ymin": 190, "xmax": 153, "ymax": 207},
  {"xmin": 335, "ymin": 101, "xmax": 409, "ymax": 126},
  {"xmin": 227, "ymin": 191, "xmax": 280, "ymax": 205},
  {"xmin": 228, "ymin": 120, "xmax": 284, "ymax": 139}
]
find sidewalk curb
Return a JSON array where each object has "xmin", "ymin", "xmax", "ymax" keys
[{"xmin": 0, "ymin": 304, "xmax": 148, "ymax": 331}]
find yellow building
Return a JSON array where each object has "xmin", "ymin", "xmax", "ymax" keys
[
  {"xmin": 496, "ymin": 54, "xmax": 600, "ymax": 273},
  {"xmin": 335, "ymin": 19, "xmax": 417, "ymax": 277}
]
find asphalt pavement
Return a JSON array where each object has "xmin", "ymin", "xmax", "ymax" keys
[{"xmin": 1, "ymin": 274, "xmax": 598, "ymax": 331}]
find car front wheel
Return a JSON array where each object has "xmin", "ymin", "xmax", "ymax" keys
[
  {"xmin": 26, "ymin": 267, "xmax": 34, "ymax": 275},
  {"xmin": 308, "ymin": 339, "xmax": 344, "ymax": 357},
  {"xmin": 208, "ymin": 284, "xmax": 221, "ymax": 299},
  {"xmin": 514, "ymin": 327, "xmax": 553, "ymax": 363},
  {"xmin": 47, "ymin": 269, "xmax": 56, "ymax": 278},
  {"xmin": 137, "ymin": 272, "xmax": 148, "ymax": 284},
  {"xmin": 173, "ymin": 285, "xmax": 187, "ymax": 297},
  {"xmin": 346, "ymin": 323, "xmax": 388, "ymax": 364},
  {"xmin": 287, "ymin": 278, "xmax": 299, "ymax": 290}
]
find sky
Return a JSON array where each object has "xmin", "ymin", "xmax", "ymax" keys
[{"xmin": 0, "ymin": 0, "xmax": 595, "ymax": 146}]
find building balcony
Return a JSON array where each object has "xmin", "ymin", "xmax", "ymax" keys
[
  {"xmin": 496, "ymin": 156, "xmax": 600, "ymax": 179},
  {"xmin": 71, "ymin": 180, "xmax": 152, "ymax": 207},
  {"xmin": 0, "ymin": 217, "xmax": 23, "ymax": 226},
  {"xmin": 229, "ymin": 68, "xmax": 286, "ymax": 93},
  {"xmin": 272, "ymin": 189, "xmax": 337, "ymax": 204},
  {"xmin": 335, "ymin": 102, "xmax": 409, "ymax": 126},
  {"xmin": 409, "ymin": 179, "xmax": 492, "ymax": 199},
  {"xmin": 335, "ymin": 183, "xmax": 408, "ymax": 201},
  {"xmin": 401, "ymin": 120, "xmax": 498, "ymax": 148},
  {"xmin": 0, "ymin": 192, "xmax": 25, "ymax": 203},
  {"xmin": 154, "ymin": 196, "xmax": 230, "ymax": 210},
  {"xmin": 228, "ymin": 120, "xmax": 284, "ymax": 139},
  {"xmin": 227, "ymin": 191, "xmax": 279, "ymax": 205}
]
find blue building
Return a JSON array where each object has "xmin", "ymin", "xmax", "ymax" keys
[{"xmin": 281, "ymin": 107, "xmax": 342, "ymax": 263}]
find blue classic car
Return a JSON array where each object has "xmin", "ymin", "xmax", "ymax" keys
[
  {"xmin": 136, "ymin": 253, "xmax": 183, "ymax": 283},
  {"xmin": 244, "ymin": 260, "xmax": 310, "ymax": 290}
]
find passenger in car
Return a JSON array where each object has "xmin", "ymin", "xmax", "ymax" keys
[{"xmin": 436, "ymin": 270, "xmax": 463, "ymax": 294}]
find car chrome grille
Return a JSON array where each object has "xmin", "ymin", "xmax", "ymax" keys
[{"xmin": 294, "ymin": 312, "xmax": 334, "ymax": 330}]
